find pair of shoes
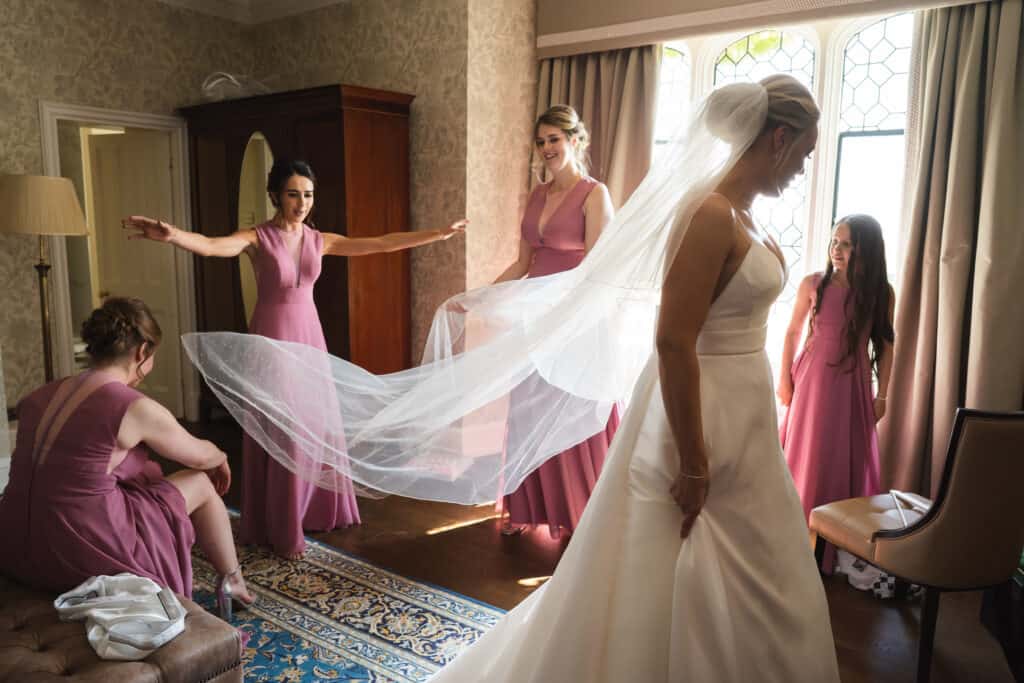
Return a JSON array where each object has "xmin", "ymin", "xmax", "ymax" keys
[{"xmin": 215, "ymin": 565, "xmax": 255, "ymax": 621}]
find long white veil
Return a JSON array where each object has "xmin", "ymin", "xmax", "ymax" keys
[{"xmin": 181, "ymin": 82, "xmax": 769, "ymax": 504}]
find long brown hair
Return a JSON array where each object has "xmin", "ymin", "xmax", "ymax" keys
[{"xmin": 809, "ymin": 214, "xmax": 894, "ymax": 375}]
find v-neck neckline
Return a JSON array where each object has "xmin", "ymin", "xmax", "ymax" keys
[
  {"xmin": 732, "ymin": 209, "xmax": 786, "ymax": 277},
  {"xmin": 536, "ymin": 176, "xmax": 584, "ymax": 240},
  {"xmin": 272, "ymin": 224, "xmax": 306, "ymax": 288}
]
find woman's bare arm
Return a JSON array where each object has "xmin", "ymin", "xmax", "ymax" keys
[
  {"xmin": 493, "ymin": 239, "xmax": 535, "ymax": 283},
  {"xmin": 656, "ymin": 195, "xmax": 737, "ymax": 538},
  {"xmin": 777, "ymin": 274, "xmax": 817, "ymax": 405},
  {"xmin": 583, "ymin": 183, "xmax": 614, "ymax": 253},
  {"xmin": 321, "ymin": 220, "xmax": 467, "ymax": 256},
  {"xmin": 117, "ymin": 397, "xmax": 226, "ymax": 471},
  {"xmin": 123, "ymin": 216, "xmax": 257, "ymax": 258}
]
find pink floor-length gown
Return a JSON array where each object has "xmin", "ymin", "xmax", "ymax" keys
[
  {"xmin": 503, "ymin": 176, "xmax": 620, "ymax": 538},
  {"xmin": 240, "ymin": 222, "xmax": 360, "ymax": 557},
  {"xmin": 779, "ymin": 276, "xmax": 881, "ymax": 572},
  {"xmin": 0, "ymin": 373, "xmax": 195, "ymax": 594}
]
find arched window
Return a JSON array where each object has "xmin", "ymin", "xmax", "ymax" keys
[
  {"xmin": 654, "ymin": 43, "xmax": 691, "ymax": 151},
  {"xmin": 832, "ymin": 13, "xmax": 913, "ymax": 282}
]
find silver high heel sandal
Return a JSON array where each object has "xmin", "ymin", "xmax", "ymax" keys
[{"xmin": 215, "ymin": 566, "xmax": 253, "ymax": 621}]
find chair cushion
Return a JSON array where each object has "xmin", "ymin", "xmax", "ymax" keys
[
  {"xmin": 809, "ymin": 494, "xmax": 928, "ymax": 563},
  {"xmin": 0, "ymin": 574, "xmax": 242, "ymax": 683}
]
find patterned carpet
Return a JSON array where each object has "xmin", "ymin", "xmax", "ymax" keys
[{"xmin": 192, "ymin": 537, "xmax": 504, "ymax": 682}]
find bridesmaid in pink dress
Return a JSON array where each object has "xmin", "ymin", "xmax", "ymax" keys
[
  {"xmin": 777, "ymin": 215, "xmax": 895, "ymax": 572},
  {"xmin": 0, "ymin": 298, "xmax": 254, "ymax": 611},
  {"xmin": 494, "ymin": 106, "xmax": 618, "ymax": 538},
  {"xmin": 125, "ymin": 160, "xmax": 466, "ymax": 558}
]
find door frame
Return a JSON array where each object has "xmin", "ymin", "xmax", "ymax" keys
[{"xmin": 39, "ymin": 101, "xmax": 200, "ymax": 420}]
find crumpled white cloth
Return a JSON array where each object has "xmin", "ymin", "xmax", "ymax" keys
[{"xmin": 54, "ymin": 573, "xmax": 186, "ymax": 660}]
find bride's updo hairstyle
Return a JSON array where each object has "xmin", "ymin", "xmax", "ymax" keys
[
  {"xmin": 760, "ymin": 73, "xmax": 819, "ymax": 139},
  {"xmin": 705, "ymin": 74, "xmax": 819, "ymax": 154},
  {"xmin": 81, "ymin": 297, "xmax": 163, "ymax": 368}
]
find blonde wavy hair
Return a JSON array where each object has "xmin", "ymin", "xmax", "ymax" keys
[{"xmin": 533, "ymin": 105, "xmax": 591, "ymax": 181}]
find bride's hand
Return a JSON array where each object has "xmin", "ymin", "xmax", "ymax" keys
[
  {"xmin": 123, "ymin": 215, "xmax": 175, "ymax": 243},
  {"xmin": 670, "ymin": 462, "xmax": 709, "ymax": 539}
]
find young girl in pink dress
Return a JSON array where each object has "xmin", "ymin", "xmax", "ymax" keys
[
  {"xmin": 124, "ymin": 160, "xmax": 465, "ymax": 559},
  {"xmin": 777, "ymin": 214, "xmax": 895, "ymax": 572},
  {"xmin": 494, "ymin": 106, "xmax": 618, "ymax": 538},
  {"xmin": 0, "ymin": 297, "xmax": 254, "ymax": 617}
]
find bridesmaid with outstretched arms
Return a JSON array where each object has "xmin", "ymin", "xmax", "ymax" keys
[
  {"xmin": 494, "ymin": 105, "xmax": 618, "ymax": 537},
  {"xmin": 124, "ymin": 159, "xmax": 466, "ymax": 558}
]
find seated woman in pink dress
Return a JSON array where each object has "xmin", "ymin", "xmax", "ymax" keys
[
  {"xmin": 123, "ymin": 160, "xmax": 466, "ymax": 559},
  {"xmin": 0, "ymin": 297, "xmax": 254, "ymax": 617},
  {"xmin": 494, "ymin": 105, "xmax": 618, "ymax": 537}
]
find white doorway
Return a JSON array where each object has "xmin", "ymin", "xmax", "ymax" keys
[{"xmin": 40, "ymin": 102, "xmax": 199, "ymax": 420}]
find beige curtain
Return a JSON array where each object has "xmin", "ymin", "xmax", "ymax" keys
[
  {"xmin": 536, "ymin": 45, "xmax": 661, "ymax": 208},
  {"xmin": 880, "ymin": 0, "xmax": 1024, "ymax": 496}
]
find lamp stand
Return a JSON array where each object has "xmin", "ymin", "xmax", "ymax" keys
[{"xmin": 34, "ymin": 235, "xmax": 54, "ymax": 383}]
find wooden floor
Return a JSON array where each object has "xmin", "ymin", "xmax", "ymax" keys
[{"xmin": 193, "ymin": 419, "xmax": 1014, "ymax": 683}]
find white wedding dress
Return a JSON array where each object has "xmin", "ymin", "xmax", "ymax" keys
[{"xmin": 430, "ymin": 239, "xmax": 840, "ymax": 682}]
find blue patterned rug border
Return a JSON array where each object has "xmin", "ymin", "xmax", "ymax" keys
[
  {"xmin": 297, "ymin": 540, "xmax": 503, "ymax": 631},
  {"xmin": 223, "ymin": 508, "xmax": 503, "ymax": 633},
  {"xmin": 193, "ymin": 560, "xmax": 428, "ymax": 682},
  {"xmin": 192, "ymin": 511, "xmax": 506, "ymax": 681}
]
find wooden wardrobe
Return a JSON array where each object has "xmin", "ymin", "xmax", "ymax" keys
[{"xmin": 179, "ymin": 85, "xmax": 414, "ymax": 417}]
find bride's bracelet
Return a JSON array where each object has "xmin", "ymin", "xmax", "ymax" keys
[{"xmin": 680, "ymin": 471, "xmax": 707, "ymax": 479}]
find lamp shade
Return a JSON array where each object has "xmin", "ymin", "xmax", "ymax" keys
[{"xmin": 0, "ymin": 174, "xmax": 88, "ymax": 236}]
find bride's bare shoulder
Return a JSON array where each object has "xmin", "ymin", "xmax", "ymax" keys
[
  {"xmin": 701, "ymin": 192, "xmax": 737, "ymax": 214},
  {"xmin": 689, "ymin": 193, "xmax": 738, "ymax": 240}
]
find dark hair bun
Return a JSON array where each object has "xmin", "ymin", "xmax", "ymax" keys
[
  {"xmin": 266, "ymin": 159, "xmax": 317, "ymax": 208},
  {"xmin": 80, "ymin": 297, "xmax": 162, "ymax": 366}
]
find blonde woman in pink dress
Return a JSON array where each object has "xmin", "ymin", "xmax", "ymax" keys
[
  {"xmin": 494, "ymin": 106, "xmax": 618, "ymax": 537},
  {"xmin": 124, "ymin": 159, "xmax": 465, "ymax": 559}
]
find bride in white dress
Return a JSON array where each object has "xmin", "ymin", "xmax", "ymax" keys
[
  {"xmin": 428, "ymin": 75, "xmax": 840, "ymax": 682},
  {"xmin": 179, "ymin": 75, "xmax": 841, "ymax": 681}
]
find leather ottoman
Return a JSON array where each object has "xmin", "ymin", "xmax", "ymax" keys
[{"xmin": 0, "ymin": 575, "xmax": 243, "ymax": 682}]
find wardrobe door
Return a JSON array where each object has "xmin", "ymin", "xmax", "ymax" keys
[
  {"xmin": 188, "ymin": 132, "xmax": 247, "ymax": 337},
  {"xmin": 341, "ymin": 88, "xmax": 413, "ymax": 373},
  {"xmin": 296, "ymin": 112, "xmax": 350, "ymax": 360}
]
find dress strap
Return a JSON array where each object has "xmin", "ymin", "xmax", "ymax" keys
[{"xmin": 31, "ymin": 372, "xmax": 119, "ymax": 467}]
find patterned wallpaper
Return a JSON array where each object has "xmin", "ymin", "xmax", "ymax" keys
[
  {"xmin": 467, "ymin": 0, "xmax": 537, "ymax": 289},
  {"xmin": 249, "ymin": 0, "xmax": 470, "ymax": 357},
  {"xmin": 0, "ymin": 0, "xmax": 538, "ymax": 405},
  {"xmin": 0, "ymin": 0, "xmax": 253, "ymax": 404}
]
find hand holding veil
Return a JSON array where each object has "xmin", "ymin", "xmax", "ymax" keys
[{"xmin": 182, "ymin": 82, "xmax": 770, "ymax": 504}]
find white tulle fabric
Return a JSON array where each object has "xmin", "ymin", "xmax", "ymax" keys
[{"xmin": 182, "ymin": 82, "xmax": 770, "ymax": 503}]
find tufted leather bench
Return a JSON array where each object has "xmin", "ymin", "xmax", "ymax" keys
[{"xmin": 0, "ymin": 575, "xmax": 243, "ymax": 682}]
